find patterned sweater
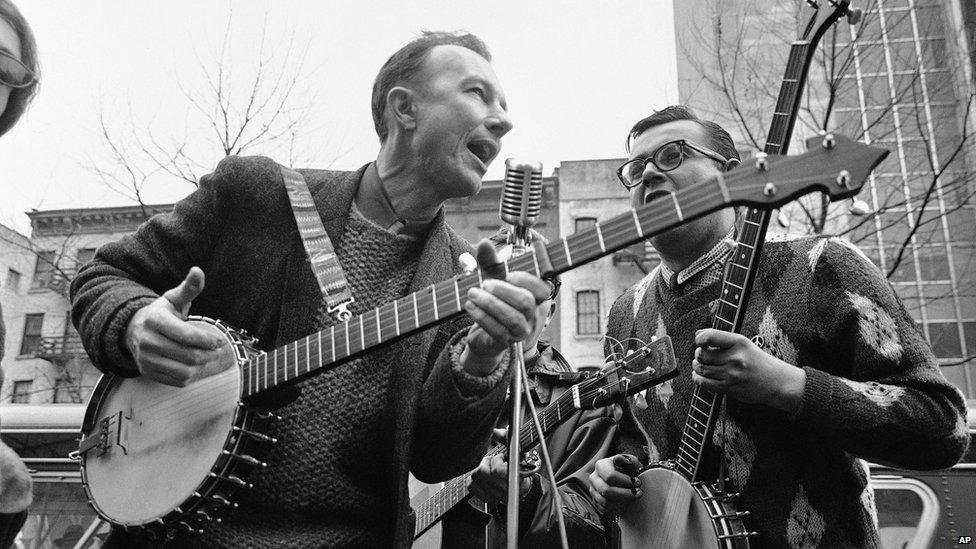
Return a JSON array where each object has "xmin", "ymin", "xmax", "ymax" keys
[{"xmin": 606, "ymin": 235, "xmax": 969, "ymax": 548}]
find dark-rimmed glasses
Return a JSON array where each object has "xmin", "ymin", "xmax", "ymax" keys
[
  {"xmin": 616, "ymin": 139, "xmax": 728, "ymax": 191},
  {"xmin": 0, "ymin": 50, "xmax": 36, "ymax": 89}
]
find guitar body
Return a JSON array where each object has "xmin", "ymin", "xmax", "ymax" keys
[
  {"xmin": 410, "ymin": 477, "xmax": 445, "ymax": 549},
  {"xmin": 79, "ymin": 317, "xmax": 271, "ymax": 536},
  {"xmin": 619, "ymin": 465, "xmax": 750, "ymax": 549}
]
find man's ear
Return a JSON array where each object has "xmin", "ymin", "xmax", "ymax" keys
[
  {"xmin": 723, "ymin": 158, "xmax": 740, "ymax": 171},
  {"xmin": 387, "ymin": 86, "xmax": 417, "ymax": 131}
]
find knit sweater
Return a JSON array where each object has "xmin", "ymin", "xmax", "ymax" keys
[
  {"xmin": 606, "ymin": 235, "xmax": 969, "ymax": 549},
  {"xmin": 71, "ymin": 156, "xmax": 512, "ymax": 548},
  {"xmin": 203, "ymin": 205, "xmax": 425, "ymax": 547}
]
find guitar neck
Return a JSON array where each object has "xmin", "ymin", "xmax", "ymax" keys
[
  {"xmin": 239, "ymin": 174, "xmax": 735, "ymax": 398},
  {"xmin": 413, "ymin": 376, "xmax": 593, "ymax": 535}
]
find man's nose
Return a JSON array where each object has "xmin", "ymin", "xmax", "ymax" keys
[
  {"xmin": 487, "ymin": 107, "xmax": 513, "ymax": 138},
  {"xmin": 640, "ymin": 163, "xmax": 667, "ymax": 188}
]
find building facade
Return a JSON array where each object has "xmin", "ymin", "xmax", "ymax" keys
[{"xmin": 0, "ymin": 206, "xmax": 167, "ymax": 404}]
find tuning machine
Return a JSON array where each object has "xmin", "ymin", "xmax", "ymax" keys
[{"xmin": 849, "ymin": 198, "xmax": 871, "ymax": 216}]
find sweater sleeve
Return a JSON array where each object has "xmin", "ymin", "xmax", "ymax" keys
[
  {"xmin": 69, "ymin": 156, "xmax": 258, "ymax": 376},
  {"xmin": 411, "ymin": 325, "xmax": 512, "ymax": 483},
  {"xmin": 793, "ymin": 239, "xmax": 969, "ymax": 470}
]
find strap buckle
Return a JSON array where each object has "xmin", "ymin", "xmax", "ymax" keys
[{"xmin": 328, "ymin": 298, "xmax": 355, "ymax": 322}]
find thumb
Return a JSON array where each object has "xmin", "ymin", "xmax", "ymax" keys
[
  {"xmin": 475, "ymin": 239, "xmax": 503, "ymax": 276},
  {"xmin": 162, "ymin": 267, "xmax": 206, "ymax": 317},
  {"xmin": 613, "ymin": 453, "xmax": 641, "ymax": 476},
  {"xmin": 492, "ymin": 427, "xmax": 509, "ymax": 443}
]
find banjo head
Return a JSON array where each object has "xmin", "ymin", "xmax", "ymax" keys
[
  {"xmin": 619, "ymin": 467, "xmax": 717, "ymax": 549},
  {"xmin": 81, "ymin": 320, "xmax": 246, "ymax": 527}
]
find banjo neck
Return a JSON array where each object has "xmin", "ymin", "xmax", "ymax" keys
[{"xmin": 674, "ymin": 0, "xmax": 854, "ymax": 483}]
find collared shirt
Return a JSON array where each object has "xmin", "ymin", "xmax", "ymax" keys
[{"xmin": 660, "ymin": 226, "xmax": 736, "ymax": 293}]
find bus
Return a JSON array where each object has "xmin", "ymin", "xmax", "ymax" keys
[
  {"xmin": 1, "ymin": 404, "xmax": 974, "ymax": 548},
  {"xmin": 0, "ymin": 405, "xmax": 106, "ymax": 548}
]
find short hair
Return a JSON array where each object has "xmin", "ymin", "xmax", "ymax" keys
[
  {"xmin": 0, "ymin": 0, "xmax": 40, "ymax": 137},
  {"xmin": 625, "ymin": 105, "xmax": 740, "ymax": 170},
  {"xmin": 371, "ymin": 30, "xmax": 490, "ymax": 142}
]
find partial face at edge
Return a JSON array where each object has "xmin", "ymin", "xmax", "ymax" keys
[{"xmin": 0, "ymin": 18, "xmax": 22, "ymax": 118}]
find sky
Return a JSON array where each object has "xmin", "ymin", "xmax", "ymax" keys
[{"xmin": 0, "ymin": 0, "xmax": 677, "ymax": 234}]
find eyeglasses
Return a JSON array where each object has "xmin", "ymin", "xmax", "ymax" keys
[
  {"xmin": 545, "ymin": 276, "xmax": 561, "ymax": 301},
  {"xmin": 616, "ymin": 139, "xmax": 728, "ymax": 191},
  {"xmin": 0, "ymin": 50, "xmax": 36, "ymax": 89}
]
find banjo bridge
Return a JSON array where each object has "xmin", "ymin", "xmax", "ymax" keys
[{"xmin": 78, "ymin": 410, "xmax": 130, "ymax": 457}]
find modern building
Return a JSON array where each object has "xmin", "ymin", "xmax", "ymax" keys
[{"xmin": 673, "ymin": 0, "xmax": 976, "ymax": 401}]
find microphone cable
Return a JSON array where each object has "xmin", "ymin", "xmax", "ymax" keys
[{"xmin": 520, "ymin": 355, "xmax": 570, "ymax": 549}]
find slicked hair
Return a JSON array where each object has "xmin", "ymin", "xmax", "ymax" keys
[
  {"xmin": 625, "ymin": 105, "xmax": 740, "ymax": 170},
  {"xmin": 371, "ymin": 30, "xmax": 490, "ymax": 142},
  {"xmin": 0, "ymin": 0, "xmax": 39, "ymax": 137}
]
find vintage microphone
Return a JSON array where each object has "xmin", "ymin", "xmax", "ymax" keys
[{"xmin": 498, "ymin": 158, "xmax": 542, "ymax": 548}]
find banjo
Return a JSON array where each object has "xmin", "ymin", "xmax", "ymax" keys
[
  {"xmin": 619, "ymin": 1, "xmax": 861, "ymax": 547},
  {"xmin": 77, "ymin": 138, "xmax": 886, "ymax": 538}
]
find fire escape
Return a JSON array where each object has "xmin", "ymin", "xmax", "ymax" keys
[{"xmin": 33, "ymin": 268, "xmax": 91, "ymax": 403}]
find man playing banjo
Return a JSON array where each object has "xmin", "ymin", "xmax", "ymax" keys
[
  {"xmin": 71, "ymin": 31, "xmax": 550, "ymax": 548},
  {"xmin": 588, "ymin": 106, "xmax": 970, "ymax": 547}
]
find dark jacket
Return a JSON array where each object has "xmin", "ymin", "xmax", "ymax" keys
[
  {"xmin": 437, "ymin": 345, "xmax": 616, "ymax": 549},
  {"xmin": 70, "ymin": 156, "xmax": 512, "ymax": 547}
]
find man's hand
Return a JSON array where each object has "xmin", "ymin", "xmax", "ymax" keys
[
  {"xmin": 125, "ymin": 267, "xmax": 233, "ymax": 387},
  {"xmin": 468, "ymin": 450, "xmax": 534, "ymax": 506},
  {"xmin": 692, "ymin": 329, "xmax": 806, "ymax": 413},
  {"xmin": 588, "ymin": 453, "xmax": 642, "ymax": 515},
  {"xmin": 0, "ymin": 441, "xmax": 32, "ymax": 513},
  {"xmin": 460, "ymin": 240, "xmax": 550, "ymax": 376}
]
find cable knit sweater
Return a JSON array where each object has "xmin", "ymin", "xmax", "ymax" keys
[
  {"xmin": 71, "ymin": 157, "xmax": 512, "ymax": 548},
  {"xmin": 606, "ymin": 235, "xmax": 969, "ymax": 549}
]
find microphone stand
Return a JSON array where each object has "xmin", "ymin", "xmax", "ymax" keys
[{"xmin": 505, "ymin": 225, "xmax": 529, "ymax": 549}]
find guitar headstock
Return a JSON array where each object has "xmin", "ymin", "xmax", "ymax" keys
[
  {"xmin": 801, "ymin": 0, "xmax": 858, "ymax": 44},
  {"xmin": 576, "ymin": 336, "xmax": 678, "ymax": 410},
  {"xmin": 725, "ymin": 133, "xmax": 888, "ymax": 209}
]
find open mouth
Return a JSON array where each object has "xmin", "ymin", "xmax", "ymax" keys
[
  {"xmin": 644, "ymin": 189, "xmax": 673, "ymax": 204},
  {"xmin": 467, "ymin": 139, "xmax": 498, "ymax": 167}
]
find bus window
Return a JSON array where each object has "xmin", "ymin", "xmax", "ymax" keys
[{"xmin": 0, "ymin": 405, "xmax": 106, "ymax": 548}]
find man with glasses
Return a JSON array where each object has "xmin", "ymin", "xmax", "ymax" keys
[{"xmin": 588, "ymin": 105, "xmax": 969, "ymax": 546}]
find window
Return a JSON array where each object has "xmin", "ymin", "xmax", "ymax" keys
[
  {"xmin": 5, "ymin": 268, "xmax": 21, "ymax": 291},
  {"xmin": 31, "ymin": 250, "xmax": 56, "ymax": 289},
  {"xmin": 575, "ymin": 217, "xmax": 597, "ymax": 233},
  {"xmin": 11, "ymin": 380, "xmax": 32, "ymax": 404},
  {"xmin": 76, "ymin": 248, "xmax": 97, "ymax": 268},
  {"xmin": 927, "ymin": 321, "xmax": 961, "ymax": 359},
  {"xmin": 19, "ymin": 313, "xmax": 44, "ymax": 355},
  {"xmin": 872, "ymin": 476, "xmax": 940, "ymax": 549},
  {"xmin": 576, "ymin": 290, "xmax": 601, "ymax": 335},
  {"xmin": 53, "ymin": 378, "xmax": 77, "ymax": 404},
  {"xmin": 962, "ymin": 321, "xmax": 976, "ymax": 357}
]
